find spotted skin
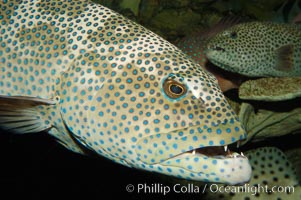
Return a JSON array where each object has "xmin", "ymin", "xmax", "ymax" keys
[
  {"xmin": 175, "ymin": 18, "xmax": 245, "ymax": 92},
  {"xmin": 204, "ymin": 147, "xmax": 301, "ymax": 200},
  {"xmin": 0, "ymin": 0, "xmax": 251, "ymax": 184},
  {"xmin": 176, "ymin": 35, "xmax": 208, "ymax": 68},
  {"xmin": 205, "ymin": 21, "xmax": 301, "ymax": 77}
]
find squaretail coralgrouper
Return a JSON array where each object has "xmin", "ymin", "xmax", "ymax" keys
[
  {"xmin": 0, "ymin": 0, "xmax": 251, "ymax": 184},
  {"xmin": 205, "ymin": 21, "xmax": 301, "ymax": 77}
]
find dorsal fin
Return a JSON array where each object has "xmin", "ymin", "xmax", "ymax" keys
[{"xmin": 0, "ymin": 95, "xmax": 56, "ymax": 134}]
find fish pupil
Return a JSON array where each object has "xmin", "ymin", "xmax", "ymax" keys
[
  {"xmin": 170, "ymin": 84, "xmax": 183, "ymax": 95},
  {"xmin": 230, "ymin": 31, "xmax": 237, "ymax": 39}
]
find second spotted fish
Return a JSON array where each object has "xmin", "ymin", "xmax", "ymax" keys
[
  {"xmin": 0, "ymin": 0, "xmax": 251, "ymax": 184},
  {"xmin": 205, "ymin": 21, "xmax": 301, "ymax": 77}
]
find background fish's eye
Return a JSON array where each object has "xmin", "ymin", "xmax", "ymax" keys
[
  {"xmin": 230, "ymin": 31, "xmax": 238, "ymax": 39},
  {"xmin": 163, "ymin": 78, "xmax": 187, "ymax": 99}
]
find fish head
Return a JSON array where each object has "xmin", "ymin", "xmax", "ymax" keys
[
  {"xmin": 205, "ymin": 22, "xmax": 272, "ymax": 77},
  {"xmin": 60, "ymin": 51, "xmax": 251, "ymax": 185},
  {"xmin": 57, "ymin": 3, "xmax": 251, "ymax": 185}
]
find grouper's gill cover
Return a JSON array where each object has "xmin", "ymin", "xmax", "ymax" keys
[{"xmin": 0, "ymin": 0, "xmax": 251, "ymax": 184}]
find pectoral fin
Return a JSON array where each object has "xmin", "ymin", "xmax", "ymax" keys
[
  {"xmin": 275, "ymin": 44, "xmax": 294, "ymax": 72},
  {"xmin": 0, "ymin": 95, "xmax": 56, "ymax": 134}
]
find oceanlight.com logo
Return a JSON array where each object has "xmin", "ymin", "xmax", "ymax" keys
[
  {"xmin": 125, "ymin": 183, "xmax": 295, "ymax": 196},
  {"xmin": 209, "ymin": 183, "xmax": 295, "ymax": 196}
]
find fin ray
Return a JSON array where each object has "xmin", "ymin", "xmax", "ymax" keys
[{"xmin": 0, "ymin": 95, "xmax": 56, "ymax": 134}]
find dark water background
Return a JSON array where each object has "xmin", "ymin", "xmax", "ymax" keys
[{"xmin": 0, "ymin": 130, "xmax": 168, "ymax": 199}]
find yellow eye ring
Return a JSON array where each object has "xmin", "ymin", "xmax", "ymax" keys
[{"xmin": 163, "ymin": 78, "xmax": 187, "ymax": 99}]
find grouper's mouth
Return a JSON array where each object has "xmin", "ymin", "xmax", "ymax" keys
[
  {"xmin": 205, "ymin": 46, "xmax": 236, "ymax": 70},
  {"xmin": 164, "ymin": 140, "xmax": 246, "ymax": 164},
  {"xmin": 186, "ymin": 143, "xmax": 245, "ymax": 159},
  {"xmin": 135, "ymin": 118, "xmax": 251, "ymax": 184},
  {"xmin": 136, "ymin": 119, "xmax": 248, "ymax": 165},
  {"xmin": 208, "ymin": 45, "xmax": 225, "ymax": 52},
  {"xmin": 158, "ymin": 140, "xmax": 251, "ymax": 185}
]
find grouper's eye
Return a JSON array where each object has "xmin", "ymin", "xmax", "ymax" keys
[
  {"xmin": 163, "ymin": 78, "xmax": 187, "ymax": 99},
  {"xmin": 230, "ymin": 31, "xmax": 237, "ymax": 39}
]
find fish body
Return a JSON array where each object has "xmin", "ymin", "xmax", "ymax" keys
[
  {"xmin": 205, "ymin": 21, "xmax": 301, "ymax": 77},
  {"xmin": 0, "ymin": 0, "xmax": 251, "ymax": 184}
]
